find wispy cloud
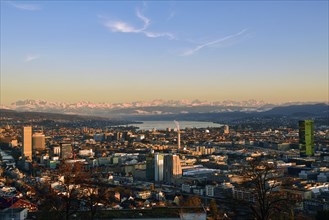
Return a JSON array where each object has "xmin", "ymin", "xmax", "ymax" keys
[
  {"xmin": 181, "ymin": 29, "xmax": 248, "ymax": 56},
  {"xmin": 9, "ymin": 2, "xmax": 41, "ymax": 11},
  {"xmin": 144, "ymin": 31, "xmax": 174, "ymax": 39},
  {"xmin": 101, "ymin": 8, "xmax": 174, "ymax": 39},
  {"xmin": 136, "ymin": 9, "xmax": 150, "ymax": 30},
  {"xmin": 24, "ymin": 54, "xmax": 40, "ymax": 62}
]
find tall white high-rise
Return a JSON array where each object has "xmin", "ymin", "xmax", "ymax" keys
[
  {"xmin": 154, "ymin": 153, "xmax": 164, "ymax": 182},
  {"xmin": 23, "ymin": 126, "xmax": 32, "ymax": 160}
]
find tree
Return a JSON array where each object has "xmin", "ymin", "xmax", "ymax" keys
[
  {"xmin": 316, "ymin": 210, "xmax": 329, "ymax": 220},
  {"xmin": 209, "ymin": 199, "xmax": 219, "ymax": 219},
  {"xmin": 59, "ymin": 161, "xmax": 89, "ymax": 220},
  {"xmin": 182, "ymin": 195, "xmax": 202, "ymax": 207},
  {"xmin": 79, "ymin": 170, "xmax": 112, "ymax": 220},
  {"xmin": 36, "ymin": 188, "xmax": 65, "ymax": 220},
  {"xmin": 36, "ymin": 161, "xmax": 89, "ymax": 220},
  {"xmin": 35, "ymin": 162, "xmax": 115, "ymax": 220},
  {"xmin": 239, "ymin": 158, "xmax": 289, "ymax": 220},
  {"xmin": 114, "ymin": 186, "xmax": 132, "ymax": 198}
]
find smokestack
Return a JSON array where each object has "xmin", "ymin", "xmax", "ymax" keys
[{"xmin": 174, "ymin": 121, "xmax": 181, "ymax": 149}]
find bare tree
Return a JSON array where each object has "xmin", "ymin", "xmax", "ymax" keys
[
  {"xmin": 239, "ymin": 158, "xmax": 289, "ymax": 220},
  {"xmin": 182, "ymin": 195, "xmax": 202, "ymax": 207},
  {"xmin": 35, "ymin": 161, "xmax": 89, "ymax": 219},
  {"xmin": 82, "ymin": 185, "xmax": 114, "ymax": 219},
  {"xmin": 209, "ymin": 199, "xmax": 219, "ymax": 219},
  {"xmin": 35, "ymin": 181, "xmax": 63, "ymax": 220},
  {"xmin": 35, "ymin": 162, "xmax": 111, "ymax": 220},
  {"xmin": 59, "ymin": 161, "xmax": 89, "ymax": 220}
]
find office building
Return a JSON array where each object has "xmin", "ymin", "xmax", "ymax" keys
[
  {"xmin": 164, "ymin": 154, "xmax": 182, "ymax": 184},
  {"xmin": 22, "ymin": 126, "xmax": 32, "ymax": 160},
  {"xmin": 32, "ymin": 133, "xmax": 45, "ymax": 151},
  {"xmin": 115, "ymin": 132, "xmax": 123, "ymax": 141},
  {"xmin": 205, "ymin": 185, "xmax": 215, "ymax": 197},
  {"xmin": 60, "ymin": 143, "xmax": 73, "ymax": 159},
  {"xmin": 94, "ymin": 133, "xmax": 105, "ymax": 142},
  {"xmin": 146, "ymin": 154, "xmax": 155, "ymax": 181},
  {"xmin": 299, "ymin": 120, "xmax": 314, "ymax": 157},
  {"xmin": 51, "ymin": 144, "xmax": 61, "ymax": 156},
  {"xmin": 224, "ymin": 125, "xmax": 230, "ymax": 134},
  {"xmin": 154, "ymin": 153, "xmax": 164, "ymax": 182}
]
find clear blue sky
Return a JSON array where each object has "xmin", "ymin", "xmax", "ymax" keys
[{"xmin": 1, "ymin": 1, "xmax": 328, "ymax": 104}]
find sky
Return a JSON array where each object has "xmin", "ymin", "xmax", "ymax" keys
[{"xmin": 1, "ymin": 1, "xmax": 328, "ymax": 105}]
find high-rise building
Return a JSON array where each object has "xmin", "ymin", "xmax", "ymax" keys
[
  {"xmin": 23, "ymin": 126, "xmax": 33, "ymax": 160},
  {"xmin": 224, "ymin": 125, "xmax": 230, "ymax": 134},
  {"xmin": 299, "ymin": 120, "xmax": 314, "ymax": 157},
  {"xmin": 164, "ymin": 155, "xmax": 171, "ymax": 183},
  {"xmin": 60, "ymin": 143, "xmax": 73, "ymax": 159},
  {"xmin": 146, "ymin": 154, "xmax": 155, "ymax": 181},
  {"xmin": 115, "ymin": 132, "xmax": 123, "ymax": 141},
  {"xmin": 154, "ymin": 153, "xmax": 164, "ymax": 182},
  {"xmin": 164, "ymin": 154, "xmax": 182, "ymax": 184},
  {"xmin": 51, "ymin": 144, "xmax": 61, "ymax": 156},
  {"xmin": 32, "ymin": 133, "xmax": 46, "ymax": 151}
]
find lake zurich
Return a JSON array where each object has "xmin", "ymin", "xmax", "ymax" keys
[{"xmin": 128, "ymin": 121, "xmax": 223, "ymax": 130}]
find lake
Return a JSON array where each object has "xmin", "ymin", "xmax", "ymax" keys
[{"xmin": 128, "ymin": 121, "xmax": 223, "ymax": 130}]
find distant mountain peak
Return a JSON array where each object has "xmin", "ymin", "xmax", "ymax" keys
[
  {"xmin": 1, "ymin": 99, "xmax": 326, "ymax": 118},
  {"xmin": 9, "ymin": 98, "xmax": 270, "ymax": 109}
]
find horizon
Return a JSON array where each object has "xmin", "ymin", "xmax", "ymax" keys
[
  {"xmin": 1, "ymin": 98, "xmax": 328, "ymax": 109},
  {"xmin": 1, "ymin": 1, "xmax": 328, "ymax": 105}
]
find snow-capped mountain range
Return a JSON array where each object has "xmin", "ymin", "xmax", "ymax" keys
[
  {"xmin": 10, "ymin": 99, "xmax": 269, "ymax": 108},
  {"xmin": 0, "ymin": 99, "xmax": 323, "ymax": 117}
]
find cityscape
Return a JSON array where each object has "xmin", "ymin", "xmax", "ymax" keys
[
  {"xmin": 1, "ymin": 1, "xmax": 328, "ymax": 220},
  {"xmin": 0, "ymin": 112, "xmax": 328, "ymax": 219}
]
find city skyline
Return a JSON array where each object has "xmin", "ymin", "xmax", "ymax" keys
[{"xmin": 1, "ymin": 1, "xmax": 328, "ymax": 105}]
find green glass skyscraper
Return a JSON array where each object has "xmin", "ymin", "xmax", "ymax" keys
[{"xmin": 299, "ymin": 120, "xmax": 314, "ymax": 156}]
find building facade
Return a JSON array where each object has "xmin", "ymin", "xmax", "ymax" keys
[
  {"xmin": 299, "ymin": 120, "xmax": 314, "ymax": 156},
  {"xmin": 164, "ymin": 154, "xmax": 182, "ymax": 184},
  {"xmin": 32, "ymin": 133, "xmax": 45, "ymax": 151},
  {"xmin": 60, "ymin": 143, "xmax": 73, "ymax": 159},
  {"xmin": 154, "ymin": 153, "xmax": 164, "ymax": 182},
  {"xmin": 23, "ymin": 126, "xmax": 32, "ymax": 160},
  {"xmin": 146, "ymin": 154, "xmax": 155, "ymax": 181}
]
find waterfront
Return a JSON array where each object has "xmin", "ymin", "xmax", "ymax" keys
[{"xmin": 128, "ymin": 121, "xmax": 223, "ymax": 130}]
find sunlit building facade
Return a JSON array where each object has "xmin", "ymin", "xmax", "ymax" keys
[
  {"xmin": 299, "ymin": 120, "xmax": 314, "ymax": 156},
  {"xmin": 32, "ymin": 133, "xmax": 45, "ymax": 151},
  {"xmin": 23, "ymin": 126, "xmax": 33, "ymax": 160},
  {"xmin": 164, "ymin": 154, "xmax": 182, "ymax": 184},
  {"xmin": 154, "ymin": 153, "xmax": 164, "ymax": 182}
]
